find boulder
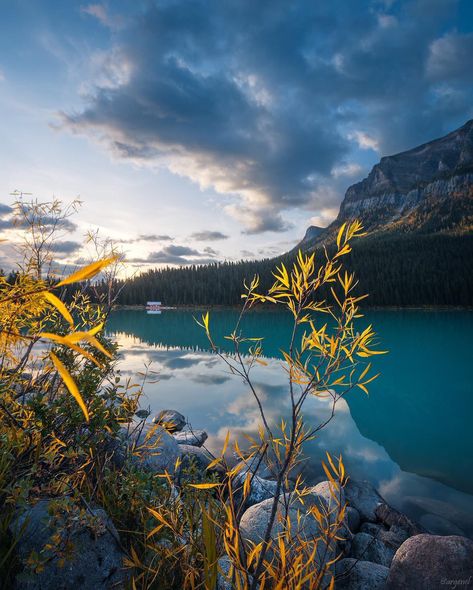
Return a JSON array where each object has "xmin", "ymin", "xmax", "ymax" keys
[
  {"xmin": 346, "ymin": 507, "xmax": 361, "ymax": 535},
  {"xmin": 359, "ymin": 522, "xmax": 409, "ymax": 552},
  {"xmin": 10, "ymin": 500, "xmax": 126, "ymax": 590},
  {"xmin": 239, "ymin": 491, "xmax": 336, "ymax": 570},
  {"xmin": 179, "ymin": 444, "xmax": 223, "ymax": 475},
  {"xmin": 344, "ymin": 480, "xmax": 384, "ymax": 522},
  {"xmin": 386, "ymin": 534, "xmax": 473, "ymax": 590},
  {"xmin": 152, "ymin": 409, "xmax": 186, "ymax": 432},
  {"xmin": 128, "ymin": 424, "xmax": 182, "ymax": 474},
  {"xmin": 232, "ymin": 468, "xmax": 278, "ymax": 509},
  {"xmin": 350, "ymin": 532, "xmax": 395, "ymax": 567},
  {"xmin": 311, "ymin": 480, "xmax": 346, "ymax": 511},
  {"xmin": 233, "ymin": 457, "xmax": 274, "ymax": 480},
  {"xmin": 335, "ymin": 558, "xmax": 389, "ymax": 590},
  {"xmin": 217, "ymin": 556, "xmax": 254, "ymax": 590},
  {"xmin": 173, "ymin": 429, "xmax": 208, "ymax": 447}
]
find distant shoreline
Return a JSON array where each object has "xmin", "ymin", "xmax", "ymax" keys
[{"xmin": 113, "ymin": 304, "xmax": 473, "ymax": 312}]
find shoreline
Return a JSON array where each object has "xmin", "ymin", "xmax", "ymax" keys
[{"xmin": 113, "ymin": 303, "xmax": 473, "ymax": 312}]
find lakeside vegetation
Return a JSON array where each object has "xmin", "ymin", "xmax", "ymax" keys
[{"xmin": 0, "ymin": 201, "xmax": 388, "ymax": 588}]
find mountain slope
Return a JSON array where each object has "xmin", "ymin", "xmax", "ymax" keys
[{"xmin": 302, "ymin": 119, "xmax": 473, "ymax": 249}]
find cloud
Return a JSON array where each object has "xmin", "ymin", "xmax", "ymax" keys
[
  {"xmin": 190, "ymin": 231, "xmax": 229, "ymax": 241},
  {"xmin": 117, "ymin": 233, "xmax": 174, "ymax": 244},
  {"xmin": 61, "ymin": 0, "xmax": 473, "ymax": 231},
  {"xmin": 49, "ymin": 240, "xmax": 82, "ymax": 254},
  {"xmin": 128, "ymin": 243, "xmax": 219, "ymax": 266},
  {"xmin": 0, "ymin": 204, "xmax": 13, "ymax": 216}
]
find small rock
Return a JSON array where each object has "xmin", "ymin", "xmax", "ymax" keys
[
  {"xmin": 152, "ymin": 409, "xmax": 186, "ymax": 432},
  {"xmin": 386, "ymin": 534, "xmax": 473, "ymax": 590},
  {"xmin": 350, "ymin": 532, "xmax": 395, "ymax": 567},
  {"xmin": 217, "ymin": 556, "xmax": 254, "ymax": 590},
  {"xmin": 335, "ymin": 558, "xmax": 389, "ymax": 590},
  {"xmin": 234, "ymin": 457, "xmax": 274, "ymax": 480},
  {"xmin": 344, "ymin": 480, "xmax": 384, "ymax": 522},
  {"xmin": 173, "ymin": 429, "xmax": 208, "ymax": 447},
  {"xmin": 10, "ymin": 500, "xmax": 126, "ymax": 590},
  {"xmin": 419, "ymin": 513, "xmax": 466, "ymax": 537},
  {"xmin": 359, "ymin": 522, "xmax": 409, "ymax": 552},
  {"xmin": 360, "ymin": 522, "xmax": 385, "ymax": 536}
]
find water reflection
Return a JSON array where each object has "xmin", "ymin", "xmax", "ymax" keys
[{"xmin": 108, "ymin": 309, "xmax": 473, "ymax": 538}]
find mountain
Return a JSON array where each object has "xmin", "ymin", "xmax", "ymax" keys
[
  {"xmin": 118, "ymin": 121, "xmax": 473, "ymax": 308},
  {"xmin": 302, "ymin": 119, "xmax": 473, "ymax": 249}
]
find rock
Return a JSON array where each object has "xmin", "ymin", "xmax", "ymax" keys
[
  {"xmin": 344, "ymin": 480, "xmax": 384, "ymax": 522},
  {"xmin": 239, "ymin": 491, "xmax": 335, "ymax": 570},
  {"xmin": 152, "ymin": 409, "xmax": 186, "ymax": 432},
  {"xmin": 419, "ymin": 513, "xmax": 466, "ymax": 537},
  {"xmin": 335, "ymin": 558, "xmax": 389, "ymax": 590},
  {"xmin": 217, "ymin": 556, "xmax": 254, "ymax": 590},
  {"xmin": 350, "ymin": 532, "xmax": 395, "ymax": 567},
  {"xmin": 234, "ymin": 457, "xmax": 274, "ymax": 480},
  {"xmin": 375, "ymin": 503, "xmax": 424, "ymax": 537},
  {"xmin": 179, "ymin": 444, "xmax": 222, "ymax": 474},
  {"xmin": 386, "ymin": 534, "xmax": 473, "ymax": 590},
  {"xmin": 311, "ymin": 480, "xmax": 346, "ymax": 511},
  {"xmin": 359, "ymin": 521, "xmax": 410, "ymax": 553},
  {"xmin": 346, "ymin": 507, "xmax": 361, "ymax": 534},
  {"xmin": 128, "ymin": 424, "xmax": 182, "ymax": 474},
  {"xmin": 232, "ymin": 468, "xmax": 278, "ymax": 509},
  {"xmin": 173, "ymin": 429, "xmax": 208, "ymax": 447},
  {"xmin": 10, "ymin": 500, "xmax": 126, "ymax": 590}
]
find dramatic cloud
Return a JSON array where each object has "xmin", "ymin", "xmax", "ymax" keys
[
  {"xmin": 129, "ymin": 243, "xmax": 219, "ymax": 266},
  {"xmin": 0, "ymin": 203, "xmax": 13, "ymax": 216},
  {"xmin": 191, "ymin": 231, "xmax": 229, "ymax": 241},
  {"xmin": 62, "ymin": 0, "xmax": 473, "ymax": 232}
]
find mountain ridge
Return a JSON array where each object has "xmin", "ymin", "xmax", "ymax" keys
[{"xmin": 300, "ymin": 119, "xmax": 473, "ymax": 250}]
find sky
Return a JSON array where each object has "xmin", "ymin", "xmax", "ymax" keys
[{"xmin": 1, "ymin": 0, "xmax": 472, "ymax": 271}]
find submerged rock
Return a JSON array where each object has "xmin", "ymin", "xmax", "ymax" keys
[
  {"xmin": 152, "ymin": 409, "xmax": 186, "ymax": 432},
  {"xmin": 11, "ymin": 500, "xmax": 126, "ymax": 590},
  {"xmin": 173, "ymin": 429, "xmax": 208, "ymax": 447},
  {"xmin": 335, "ymin": 558, "xmax": 389, "ymax": 590},
  {"xmin": 419, "ymin": 512, "xmax": 466, "ymax": 537},
  {"xmin": 386, "ymin": 534, "xmax": 473, "ymax": 590}
]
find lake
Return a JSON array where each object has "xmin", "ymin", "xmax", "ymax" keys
[{"xmin": 107, "ymin": 308, "xmax": 473, "ymax": 538}]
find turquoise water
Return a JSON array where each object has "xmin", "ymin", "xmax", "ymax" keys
[{"xmin": 107, "ymin": 308, "xmax": 473, "ymax": 537}]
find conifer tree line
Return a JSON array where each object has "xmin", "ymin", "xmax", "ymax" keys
[{"xmin": 111, "ymin": 233, "xmax": 473, "ymax": 307}]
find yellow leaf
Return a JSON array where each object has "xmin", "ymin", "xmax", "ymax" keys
[
  {"xmin": 336, "ymin": 222, "xmax": 347, "ymax": 249},
  {"xmin": 50, "ymin": 352, "xmax": 89, "ymax": 421},
  {"xmin": 188, "ymin": 483, "xmax": 221, "ymax": 489},
  {"xmin": 42, "ymin": 292, "xmax": 73, "ymax": 325},
  {"xmin": 56, "ymin": 256, "xmax": 119, "ymax": 287}
]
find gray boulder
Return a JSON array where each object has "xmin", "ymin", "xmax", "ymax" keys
[
  {"xmin": 217, "ymin": 556, "xmax": 254, "ymax": 590},
  {"xmin": 11, "ymin": 500, "xmax": 126, "ymax": 590},
  {"xmin": 173, "ymin": 429, "xmax": 208, "ymax": 447},
  {"xmin": 386, "ymin": 534, "xmax": 473, "ymax": 590},
  {"xmin": 152, "ymin": 409, "xmax": 186, "ymax": 432},
  {"xmin": 350, "ymin": 532, "xmax": 395, "ymax": 567},
  {"xmin": 311, "ymin": 480, "xmax": 346, "ymax": 511},
  {"xmin": 239, "ymin": 491, "xmax": 336, "ymax": 571},
  {"xmin": 335, "ymin": 558, "xmax": 389, "ymax": 590},
  {"xmin": 232, "ymin": 467, "xmax": 278, "ymax": 509},
  {"xmin": 179, "ymin": 444, "xmax": 223, "ymax": 475},
  {"xmin": 127, "ymin": 424, "xmax": 182, "ymax": 474},
  {"xmin": 345, "ymin": 480, "xmax": 384, "ymax": 522},
  {"xmin": 346, "ymin": 506, "xmax": 361, "ymax": 534},
  {"xmin": 359, "ymin": 522, "xmax": 409, "ymax": 552}
]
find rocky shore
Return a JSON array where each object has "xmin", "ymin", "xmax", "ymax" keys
[{"xmin": 10, "ymin": 410, "xmax": 473, "ymax": 589}]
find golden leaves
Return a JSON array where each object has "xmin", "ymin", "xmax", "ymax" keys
[
  {"xmin": 50, "ymin": 352, "xmax": 89, "ymax": 422},
  {"xmin": 56, "ymin": 255, "xmax": 119, "ymax": 286}
]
